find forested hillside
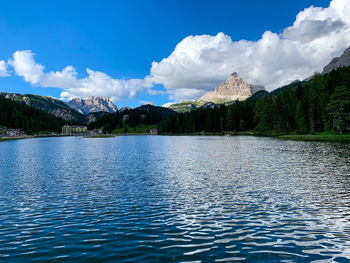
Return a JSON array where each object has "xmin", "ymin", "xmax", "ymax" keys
[
  {"xmin": 0, "ymin": 93, "xmax": 86, "ymax": 123},
  {"xmin": 88, "ymin": 105, "xmax": 176, "ymax": 133},
  {"xmin": 158, "ymin": 67, "xmax": 350, "ymax": 135},
  {"xmin": 0, "ymin": 96, "xmax": 66, "ymax": 134}
]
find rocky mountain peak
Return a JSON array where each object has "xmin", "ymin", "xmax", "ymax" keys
[
  {"xmin": 199, "ymin": 73, "xmax": 265, "ymax": 103},
  {"xmin": 67, "ymin": 96, "xmax": 118, "ymax": 114},
  {"xmin": 323, "ymin": 45, "xmax": 350, "ymax": 74}
]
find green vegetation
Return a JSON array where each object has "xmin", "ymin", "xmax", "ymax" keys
[
  {"xmin": 327, "ymin": 85, "xmax": 350, "ymax": 134},
  {"xmin": 169, "ymin": 101, "xmax": 202, "ymax": 113},
  {"xmin": 169, "ymin": 99, "xmax": 245, "ymax": 113},
  {"xmin": 3, "ymin": 66, "xmax": 349, "ymax": 142},
  {"xmin": 158, "ymin": 66, "xmax": 350, "ymax": 139},
  {"xmin": 88, "ymin": 105, "xmax": 175, "ymax": 133},
  {"xmin": 0, "ymin": 96, "xmax": 66, "ymax": 134},
  {"xmin": 112, "ymin": 123, "xmax": 157, "ymax": 134},
  {"xmin": 1, "ymin": 92, "xmax": 86, "ymax": 123},
  {"xmin": 84, "ymin": 134, "xmax": 116, "ymax": 138}
]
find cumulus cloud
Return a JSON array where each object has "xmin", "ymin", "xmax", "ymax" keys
[
  {"xmin": 4, "ymin": 0, "xmax": 350, "ymax": 103},
  {"xmin": 10, "ymin": 50, "xmax": 44, "ymax": 83},
  {"xmin": 0, "ymin": 60, "xmax": 10, "ymax": 77},
  {"xmin": 9, "ymin": 50, "xmax": 150, "ymax": 102},
  {"xmin": 148, "ymin": 0, "xmax": 350, "ymax": 101}
]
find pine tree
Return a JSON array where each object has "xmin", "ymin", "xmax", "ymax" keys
[
  {"xmin": 327, "ymin": 85, "xmax": 350, "ymax": 134},
  {"xmin": 295, "ymin": 101, "xmax": 308, "ymax": 134}
]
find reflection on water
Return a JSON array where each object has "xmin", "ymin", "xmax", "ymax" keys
[{"xmin": 0, "ymin": 136, "xmax": 350, "ymax": 262}]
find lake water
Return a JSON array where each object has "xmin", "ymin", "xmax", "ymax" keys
[{"xmin": 0, "ymin": 136, "xmax": 350, "ymax": 262}]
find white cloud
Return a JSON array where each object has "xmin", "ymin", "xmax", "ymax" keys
[
  {"xmin": 10, "ymin": 50, "xmax": 44, "ymax": 83},
  {"xmin": 5, "ymin": 0, "xmax": 350, "ymax": 103},
  {"xmin": 148, "ymin": 0, "xmax": 350, "ymax": 101},
  {"xmin": 10, "ymin": 50, "xmax": 150, "ymax": 102},
  {"xmin": 0, "ymin": 60, "xmax": 10, "ymax": 77}
]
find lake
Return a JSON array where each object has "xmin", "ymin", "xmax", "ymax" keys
[{"xmin": 0, "ymin": 136, "xmax": 350, "ymax": 262}]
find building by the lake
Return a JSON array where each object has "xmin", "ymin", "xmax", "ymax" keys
[
  {"xmin": 149, "ymin": 129, "xmax": 158, "ymax": 135},
  {"xmin": 62, "ymin": 125, "xmax": 88, "ymax": 135},
  {"xmin": 5, "ymin": 129, "xmax": 25, "ymax": 137}
]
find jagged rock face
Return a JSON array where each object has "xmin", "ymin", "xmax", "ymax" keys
[
  {"xmin": 67, "ymin": 96, "xmax": 118, "ymax": 114},
  {"xmin": 323, "ymin": 46, "xmax": 350, "ymax": 74},
  {"xmin": 199, "ymin": 73, "xmax": 265, "ymax": 103}
]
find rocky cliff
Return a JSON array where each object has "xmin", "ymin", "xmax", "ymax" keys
[
  {"xmin": 323, "ymin": 45, "xmax": 350, "ymax": 74},
  {"xmin": 199, "ymin": 73, "xmax": 265, "ymax": 103},
  {"xmin": 67, "ymin": 96, "xmax": 118, "ymax": 114}
]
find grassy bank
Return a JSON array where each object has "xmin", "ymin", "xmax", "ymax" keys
[
  {"xmin": 112, "ymin": 124, "xmax": 157, "ymax": 134},
  {"xmin": 0, "ymin": 135, "xmax": 34, "ymax": 141},
  {"xmin": 277, "ymin": 134, "xmax": 350, "ymax": 142},
  {"xmin": 84, "ymin": 134, "xmax": 116, "ymax": 138},
  {"xmin": 158, "ymin": 131, "xmax": 258, "ymax": 136}
]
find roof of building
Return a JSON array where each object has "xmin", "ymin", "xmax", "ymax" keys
[
  {"xmin": 6, "ymin": 129, "xmax": 23, "ymax": 131},
  {"xmin": 69, "ymin": 125, "xmax": 87, "ymax": 128}
]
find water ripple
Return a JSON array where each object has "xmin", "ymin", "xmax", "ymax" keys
[{"xmin": 0, "ymin": 136, "xmax": 350, "ymax": 262}]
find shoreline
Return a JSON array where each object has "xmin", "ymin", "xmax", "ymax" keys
[
  {"xmin": 2, "ymin": 132, "xmax": 350, "ymax": 143},
  {"xmin": 0, "ymin": 134, "xmax": 70, "ymax": 142},
  {"xmin": 277, "ymin": 134, "xmax": 350, "ymax": 143},
  {"xmin": 0, "ymin": 135, "xmax": 34, "ymax": 141}
]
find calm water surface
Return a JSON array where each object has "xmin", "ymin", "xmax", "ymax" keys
[{"xmin": 0, "ymin": 136, "xmax": 350, "ymax": 262}]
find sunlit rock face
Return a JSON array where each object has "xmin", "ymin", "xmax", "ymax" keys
[
  {"xmin": 323, "ymin": 45, "xmax": 350, "ymax": 74},
  {"xmin": 198, "ymin": 73, "xmax": 265, "ymax": 103},
  {"xmin": 67, "ymin": 96, "xmax": 118, "ymax": 114}
]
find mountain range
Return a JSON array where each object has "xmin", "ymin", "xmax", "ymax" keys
[
  {"xmin": 167, "ymin": 44, "xmax": 350, "ymax": 113},
  {"xmin": 0, "ymin": 93, "xmax": 111, "ymax": 124},
  {"xmin": 1, "ymin": 44, "xmax": 350, "ymax": 122},
  {"xmin": 0, "ymin": 93, "xmax": 86, "ymax": 122},
  {"xmin": 67, "ymin": 96, "xmax": 118, "ymax": 114}
]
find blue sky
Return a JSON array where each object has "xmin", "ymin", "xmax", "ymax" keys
[{"xmin": 1, "ymin": 0, "xmax": 349, "ymax": 108}]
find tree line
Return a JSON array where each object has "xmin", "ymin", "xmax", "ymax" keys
[
  {"xmin": 88, "ymin": 105, "xmax": 175, "ymax": 133},
  {"xmin": 0, "ymin": 96, "xmax": 66, "ymax": 134},
  {"xmin": 158, "ymin": 66, "xmax": 350, "ymax": 135},
  {"xmin": 2, "ymin": 66, "xmax": 348, "ymax": 136}
]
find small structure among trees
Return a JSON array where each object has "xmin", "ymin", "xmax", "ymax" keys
[
  {"xmin": 149, "ymin": 129, "xmax": 158, "ymax": 135},
  {"xmin": 62, "ymin": 125, "xmax": 88, "ymax": 135}
]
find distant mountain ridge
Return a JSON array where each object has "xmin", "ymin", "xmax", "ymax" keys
[
  {"xmin": 0, "ymin": 92, "xmax": 85, "ymax": 122},
  {"xmin": 67, "ymin": 96, "xmax": 118, "ymax": 114},
  {"xmin": 323, "ymin": 45, "xmax": 350, "ymax": 74}
]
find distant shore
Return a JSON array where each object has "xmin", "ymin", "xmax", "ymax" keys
[
  {"xmin": 0, "ymin": 134, "xmax": 70, "ymax": 142},
  {"xmin": 0, "ymin": 135, "xmax": 34, "ymax": 141},
  {"xmin": 84, "ymin": 134, "xmax": 116, "ymax": 138},
  {"xmin": 158, "ymin": 131, "xmax": 350, "ymax": 143},
  {"xmin": 2, "ymin": 132, "xmax": 350, "ymax": 143}
]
